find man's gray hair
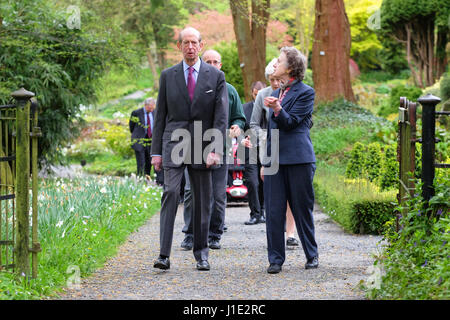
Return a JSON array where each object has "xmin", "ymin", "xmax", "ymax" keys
[
  {"xmin": 265, "ymin": 58, "xmax": 277, "ymax": 80},
  {"xmin": 144, "ymin": 97, "xmax": 156, "ymax": 105},
  {"xmin": 279, "ymin": 46, "xmax": 307, "ymax": 81},
  {"xmin": 178, "ymin": 27, "xmax": 202, "ymax": 43}
]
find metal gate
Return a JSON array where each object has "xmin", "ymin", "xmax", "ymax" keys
[
  {"xmin": 0, "ymin": 88, "xmax": 41, "ymax": 279},
  {"xmin": 397, "ymin": 94, "xmax": 449, "ymax": 223}
]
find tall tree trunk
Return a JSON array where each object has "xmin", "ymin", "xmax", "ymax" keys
[
  {"xmin": 151, "ymin": 19, "xmax": 167, "ymax": 70},
  {"xmin": 311, "ymin": 0, "xmax": 355, "ymax": 104},
  {"xmin": 230, "ymin": 0, "xmax": 269, "ymax": 102},
  {"xmin": 146, "ymin": 49, "xmax": 159, "ymax": 91},
  {"xmin": 395, "ymin": 17, "xmax": 440, "ymax": 88}
]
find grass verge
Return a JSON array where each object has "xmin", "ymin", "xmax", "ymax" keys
[{"xmin": 0, "ymin": 175, "xmax": 161, "ymax": 300}]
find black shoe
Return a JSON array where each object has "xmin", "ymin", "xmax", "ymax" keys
[
  {"xmin": 305, "ymin": 256, "xmax": 319, "ymax": 269},
  {"xmin": 153, "ymin": 256, "xmax": 170, "ymax": 270},
  {"xmin": 223, "ymin": 225, "xmax": 228, "ymax": 232},
  {"xmin": 180, "ymin": 235, "xmax": 193, "ymax": 250},
  {"xmin": 267, "ymin": 263, "xmax": 282, "ymax": 274},
  {"xmin": 209, "ymin": 239, "xmax": 221, "ymax": 250},
  {"xmin": 244, "ymin": 216, "xmax": 260, "ymax": 225},
  {"xmin": 196, "ymin": 260, "xmax": 210, "ymax": 271},
  {"xmin": 286, "ymin": 237, "xmax": 299, "ymax": 247}
]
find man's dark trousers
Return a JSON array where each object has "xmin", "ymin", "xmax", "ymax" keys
[
  {"xmin": 243, "ymin": 162, "xmax": 261, "ymax": 219},
  {"xmin": 182, "ymin": 159, "xmax": 227, "ymax": 242},
  {"xmin": 135, "ymin": 142, "xmax": 151, "ymax": 177},
  {"xmin": 161, "ymin": 165, "xmax": 212, "ymax": 262}
]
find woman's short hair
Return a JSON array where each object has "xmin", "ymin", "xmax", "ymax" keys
[{"xmin": 280, "ymin": 47, "xmax": 307, "ymax": 81}]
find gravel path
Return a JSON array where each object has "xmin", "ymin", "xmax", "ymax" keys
[{"xmin": 58, "ymin": 202, "xmax": 383, "ymax": 300}]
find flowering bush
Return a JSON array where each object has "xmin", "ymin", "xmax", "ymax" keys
[{"xmin": 0, "ymin": 175, "xmax": 162, "ymax": 299}]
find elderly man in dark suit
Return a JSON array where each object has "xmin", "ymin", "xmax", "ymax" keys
[
  {"xmin": 129, "ymin": 98, "xmax": 163, "ymax": 185},
  {"xmin": 262, "ymin": 46, "xmax": 318, "ymax": 274},
  {"xmin": 151, "ymin": 27, "xmax": 228, "ymax": 271}
]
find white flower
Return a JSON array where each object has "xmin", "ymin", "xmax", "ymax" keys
[
  {"xmin": 83, "ymin": 215, "xmax": 90, "ymax": 219},
  {"xmin": 69, "ymin": 207, "xmax": 75, "ymax": 213},
  {"xmin": 92, "ymin": 233, "xmax": 97, "ymax": 237},
  {"xmin": 62, "ymin": 229, "xmax": 66, "ymax": 238},
  {"xmin": 99, "ymin": 187, "xmax": 107, "ymax": 194},
  {"xmin": 82, "ymin": 220, "xmax": 87, "ymax": 225},
  {"xmin": 56, "ymin": 220, "xmax": 64, "ymax": 228},
  {"xmin": 144, "ymin": 203, "xmax": 147, "ymax": 209}
]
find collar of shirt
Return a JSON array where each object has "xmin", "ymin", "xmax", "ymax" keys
[{"xmin": 183, "ymin": 59, "xmax": 201, "ymax": 85}]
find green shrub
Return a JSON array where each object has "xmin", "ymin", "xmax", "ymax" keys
[
  {"xmin": 66, "ymin": 139, "xmax": 108, "ymax": 163},
  {"xmin": 354, "ymin": 200, "xmax": 395, "ymax": 234},
  {"xmin": 377, "ymin": 85, "xmax": 422, "ymax": 117},
  {"xmin": 379, "ymin": 144, "xmax": 399, "ymax": 191},
  {"xmin": 440, "ymin": 71, "xmax": 450, "ymax": 102},
  {"xmin": 84, "ymin": 153, "xmax": 136, "ymax": 176},
  {"xmin": 365, "ymin": 142, "xmax": 383, "ymax": 183},
  {"xmin": 345, "ymin": 142, "xmax": 366, "ymax": 178},
  {"xmin": 366, "ymin": 176, "xmax": 450, "ymax": 300},
  {"xmin": 314, "ymin": 165, "xmax": 396, "ymax": 234},
  {"xmin": 375, "ymin": 84, "xmax": 391, "ymax": 94},
  {"xmin": 98, "ymin": 123, "xmax": 134, "ymax": 159},
  {"xmin": 213, "ymin": 41, "xmax": 244, "ymax": 99}
]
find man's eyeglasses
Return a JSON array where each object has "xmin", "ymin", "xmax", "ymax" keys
[{"xmin": 206, "ymin": 60, "xmax": 221, "ymax": 65}]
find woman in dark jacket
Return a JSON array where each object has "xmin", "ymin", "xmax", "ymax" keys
[{"xmin": 262, "ymin": 46, "xmax": 318, "ymax": 274}]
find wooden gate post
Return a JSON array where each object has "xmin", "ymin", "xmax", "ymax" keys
[
  {"xmin": 397, "ymin": 97, "xmax": 416, "ymax": 219},
  {"xmin": 11, "ymin": 88, "xmax": 34, "ymax": 279}
]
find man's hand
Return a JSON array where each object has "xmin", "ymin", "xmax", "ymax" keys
[
  {"xmin": 229, "ymin": 124, "xmax": 241, "ymax": 138},
  {"xmin": 241, "ymin": 136, "xmax": 253, "ymax": 148},
  {"xmin": 206, "ymin": 152, "xmax": 221, "ymax": 168},
  {"xmin": 260, "ymin": 166, "xmax": 264, "ymax": 181},
  {"xmin": 151, "ymin": 156, "xmax": 162, "ymax": 172}
]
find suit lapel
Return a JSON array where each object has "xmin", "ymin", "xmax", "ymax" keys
[
  {"xmin": 192, "ymin": 61, "xmax": 209, "ymax": 106},
  {"xmin": 138, "ymin": 108, "xmax": 145, "ymax": 127},
  {"xmin": 280, "ymin": 82, "xmax": 301, "ymax": 111},
  {"xmin": 174, "ymin": 62, "xmax": 191, "ymax": 106}
]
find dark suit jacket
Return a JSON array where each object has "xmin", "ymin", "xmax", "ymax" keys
[
  {"xmin": 242, "ymin": 101, "xmax": 253, "ymax": 132},
  {"xmin": 264, "ymin": 81, "xmax": 315, "ymax": 166},
  {"xmin": 151, "ymin": 60, "xmax": 229, "ymax": 169},
  {"xmin": 129, "ymin": 107, "xmax": 153, "ymax": 152}
]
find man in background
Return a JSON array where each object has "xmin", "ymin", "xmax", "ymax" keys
[{"xmin": 129, "ymin": 97, "xmax": 163, "ymax": 185}]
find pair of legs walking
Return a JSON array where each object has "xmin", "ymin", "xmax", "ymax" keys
[
  {"xmin": 155, "ymin": 165, "xmax": 212, "ymax": 270},
  {"xmin": 264, "ymin": 163, "xmax": 318, "ymax": 273},
  {"xmin": 182, "ymin": 162, "xmax": 228, "ymax": 249}
]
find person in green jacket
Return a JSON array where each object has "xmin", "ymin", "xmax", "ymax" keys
[{"xmin": 180, "ymin": 49, "xmax": 246, "ymax": 251}]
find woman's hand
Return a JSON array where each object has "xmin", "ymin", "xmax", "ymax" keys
[{"xmin": 264, "ymin": 96, "xmax": 282, "ymax": 114}]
